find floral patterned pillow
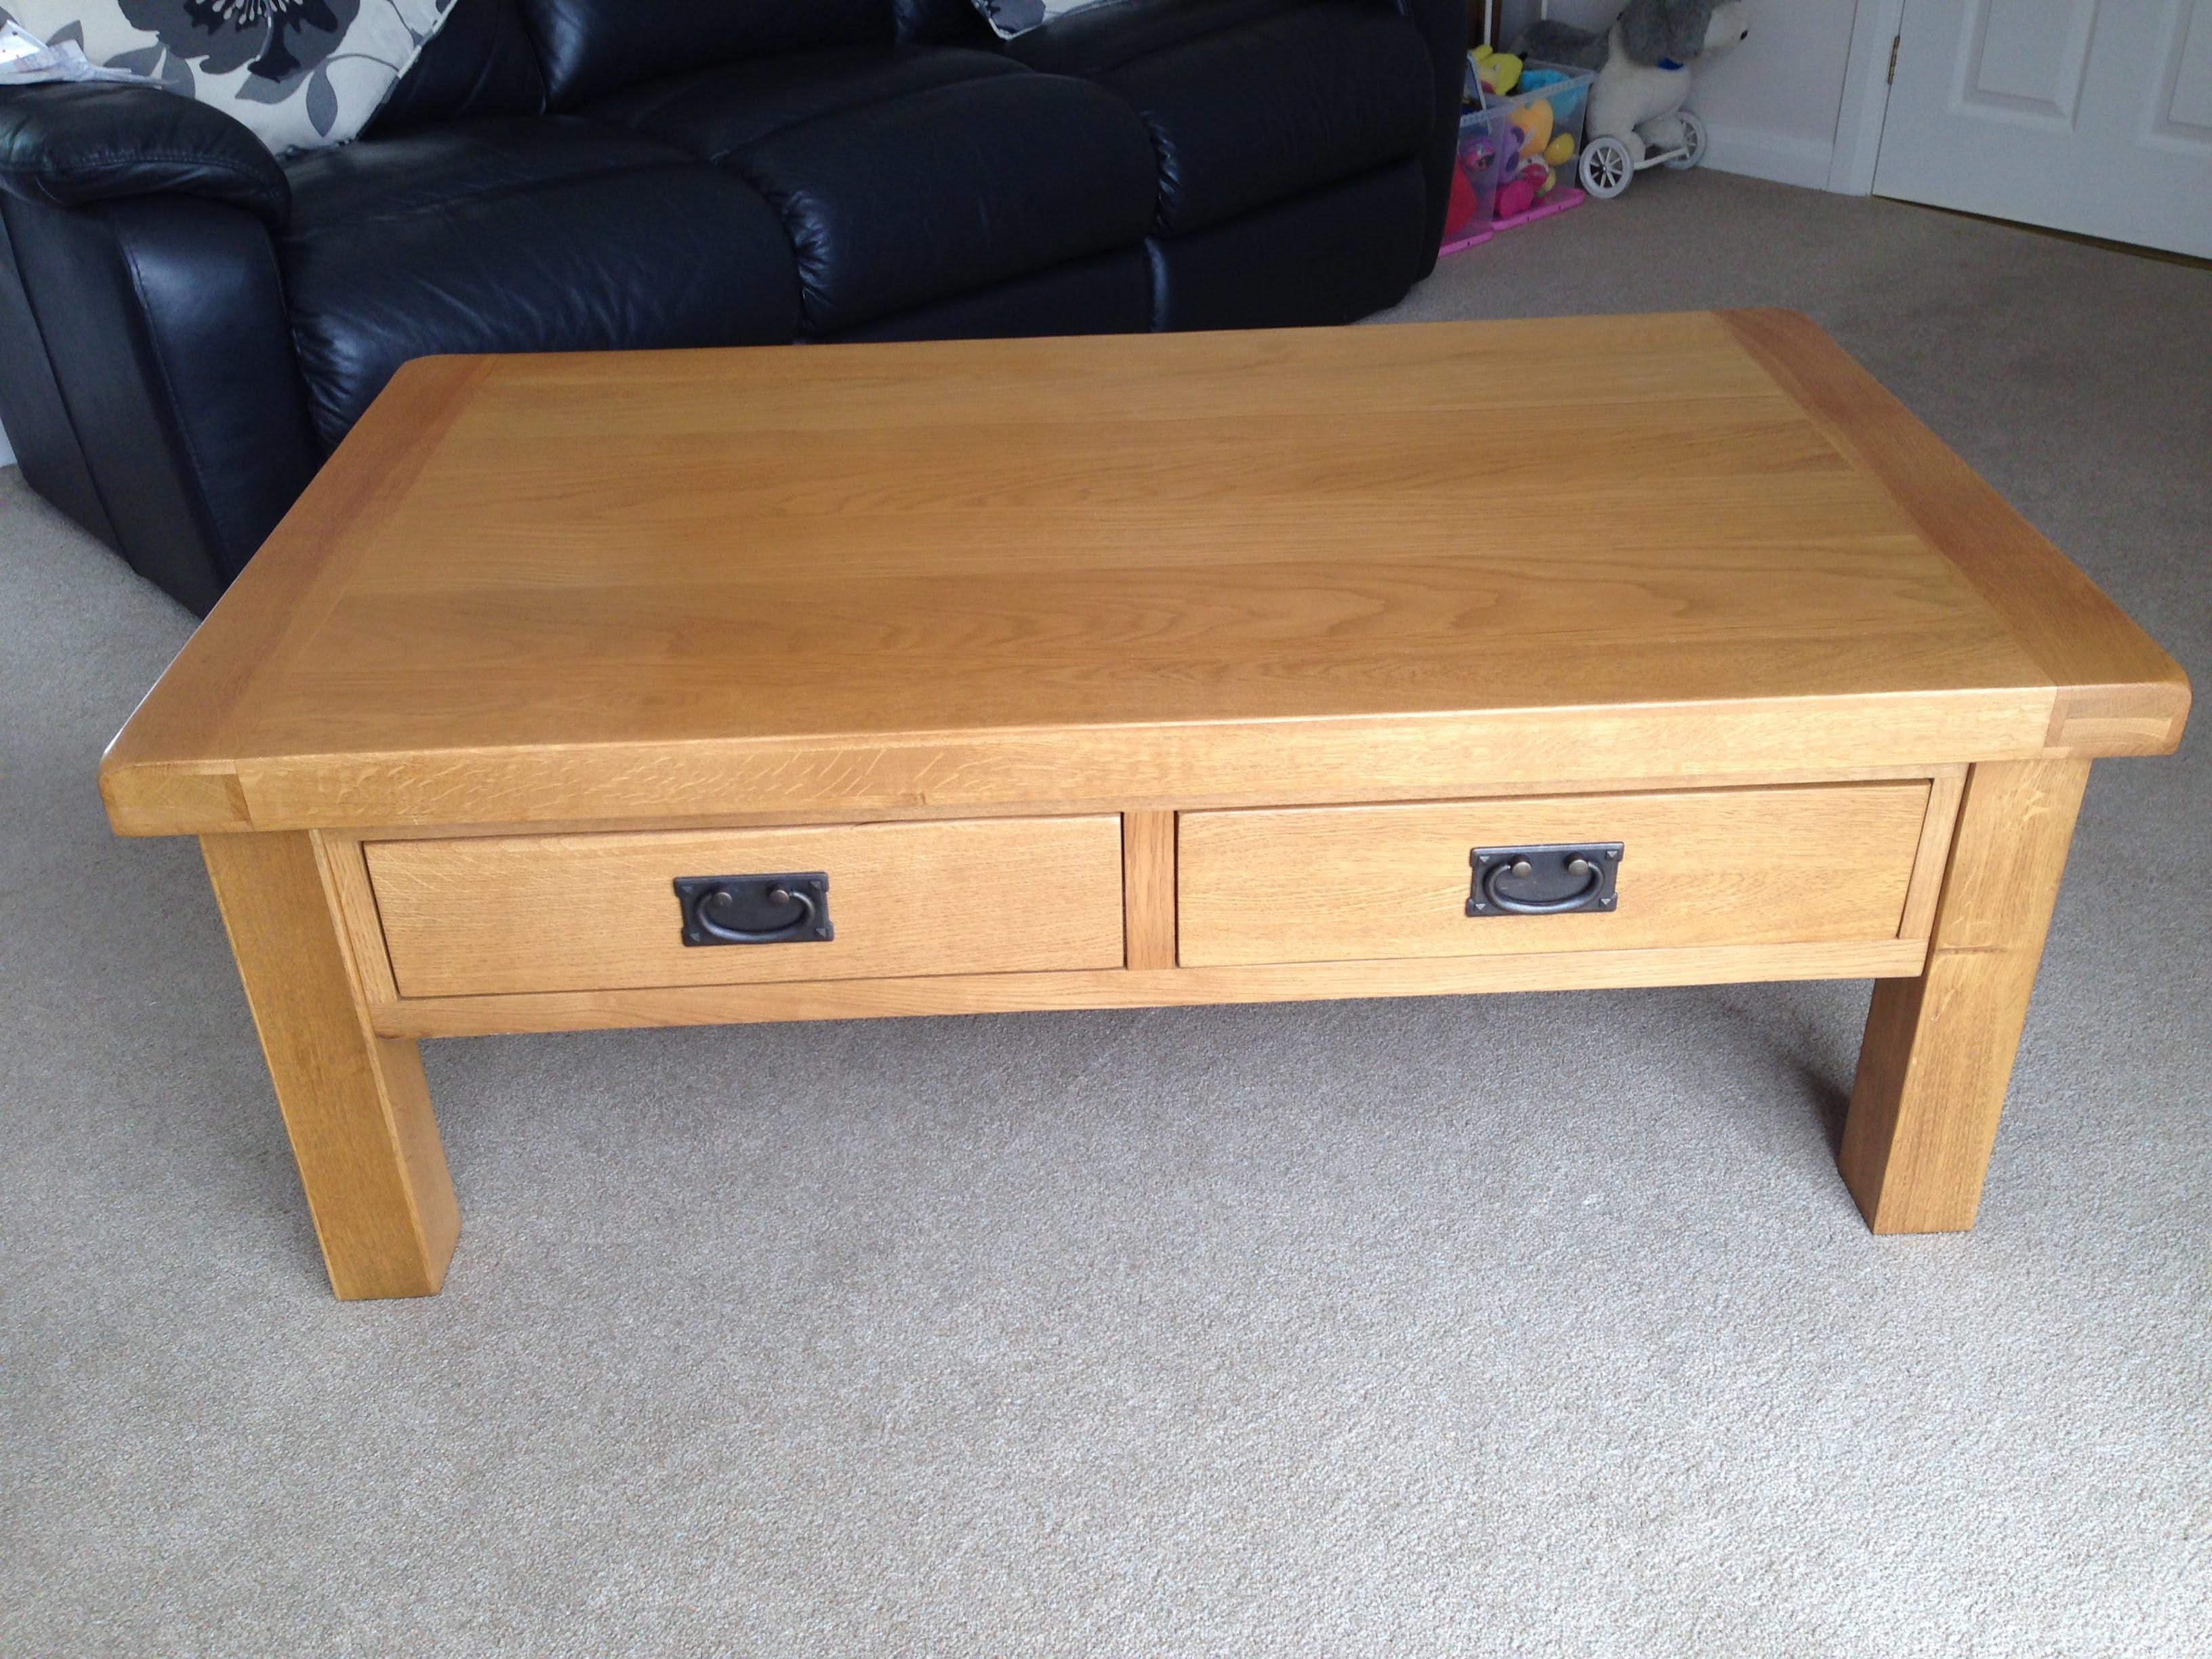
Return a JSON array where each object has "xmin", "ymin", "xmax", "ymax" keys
[
  {"xmin": 969, "ymin": 0, "xmax": 1115, "ymax": 39},
  {"xmin": 0, "ymin": 0, "xmax": 453, "ymax": 155}
]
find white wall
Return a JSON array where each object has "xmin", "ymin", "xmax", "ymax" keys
[
  {"xmin": 0, "ymin": 417, "xmax": 13, "ymax": 469},
  {"xmin": 1497, "ymin": 0, "xmax": 1863, "ymax": 189}
]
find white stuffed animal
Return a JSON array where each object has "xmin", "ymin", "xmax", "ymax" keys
[{"xmin": 1517, "ymin": 0, "xmax": 1750, "ymax": 166}]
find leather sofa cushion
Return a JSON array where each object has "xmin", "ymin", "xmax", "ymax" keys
[
  {"xmin": 369, "ymin": 0, "xmax": 550, "ymax": 136},
  {"xmin": 515, "ymin": 0, "xmax": 893, "ymax": 108},
  {"xmin": 834, "ymin": 245, "xmax": 1150, "ymax": 342},
  {"xmin": 1010, "ymin": 0, "xmax": 1435, "ymax": 237},
  {"xmin": 594, "ymin": 52, "xmax": 1155, "ymax": 335},
  {"xmin": 0, "ymin": 82, "xmax": 290, "ymax": 226},
  {"xmin": 280, "ymin": 119, "xmax": 799, "ymax": 449}
]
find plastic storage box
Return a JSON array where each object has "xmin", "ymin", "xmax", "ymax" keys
[
  {"xmin": 1439, "ymin": 105, "xmax": 1515, "ymax": 255},
  {"xmin": 1439, "ymin": 59, "xmax": 1597, "ymax": 254}
]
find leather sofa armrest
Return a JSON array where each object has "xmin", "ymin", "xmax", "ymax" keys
[
  {"xmin": 1376, "ymin": 0, "xmax": 1469, "ymax": 134},
  {"xmin": 1369, "ymin": 0, "xmax": 1467, "ymax": 274},
  {"xmin": 0, "ymin": 81, "xmax": 290, "ymax": 226},
  {"xmin": 1378, "ymin": 0, "xmax": 1469, "ymax": 66}
]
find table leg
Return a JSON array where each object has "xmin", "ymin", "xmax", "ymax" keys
[
  {"xmin": 1839, "ymin": 758, "xmax": 2091, "ymax": 1233},
  {"xmin": 201, "ymin": 832, "xmax": 458, "ymax": 1298}
]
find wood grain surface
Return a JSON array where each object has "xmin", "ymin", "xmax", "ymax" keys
[
  {"xmin": 1839, "ymin": 759, "xmax": 2091, "ymax": 1231},
  {"xmin": 116, "ymin": 317, "xmax": 2193, "ymax": 1285},
  {"xmin": 201, "ymin": 831, "xmax": 457, "ymax": 1298},
  {"xmin": 1719, "ymin": 310, "xmax": 2190, "ymax": 756},
  {"xmin": 101, "ymin": 314, "xmax": 2186, "ymax": 838},
  {"xmin": 1177, "ymin": 782, "xmax": 1931, "ymax": 967},
  {"xmin": 1896, "ymin": 766, "xmax": 1967, "ymax": 943},
  {"xmin": 1121, "ymin": 811, "xmax": 1179, "ymax": 970},
  {"xmin": 366, "ymin": 815, "xmax": 1125, "ymax": 998},
  {"xmin": 366, "ymin": 940, "xmax": 1932, "ymax": 1040}
]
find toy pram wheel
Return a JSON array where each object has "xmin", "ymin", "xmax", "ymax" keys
[
  {"xmin": 1580, "ymin": 136, "xmax": 1634, "ymax": 199},
  {"xmin": 1666, "ymin": 111, "xmax": 1707, "ymax": 170}
]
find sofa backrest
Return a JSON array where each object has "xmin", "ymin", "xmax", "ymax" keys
[
  {"xmin": 367, "ymin": 0, "xmax": 993, "ymax": 135},
  {"xmin": 367, "ymin": 0, "xmax": 549, "ymax": 137},
  {"xmin": 893, "ymin": 0, "xmax": 992, "ymax": 43},
  {"xmin": 514, "ymin": 0, "xmax": 897, "ymax": 108}
]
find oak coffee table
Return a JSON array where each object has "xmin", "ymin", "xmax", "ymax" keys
[{"xmin": 102, "ymin": 312, "xmax": 2189, "ymax": 1299}]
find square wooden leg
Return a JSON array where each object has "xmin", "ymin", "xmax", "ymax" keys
[
  {"xmin": 201, "ymin": 832, "xmax": 459, "ymax": 1298},
  {"xmin": 1839, "ymin": 759, "xmax": 2091, "ymax": 1233}
]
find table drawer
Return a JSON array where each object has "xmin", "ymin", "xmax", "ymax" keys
[
  {"xmin": 1177, "ymin": 783, "xmax": 1934, "ymax": 968},
  {"xmin": 367, "ymin": 815, "xmax": 1125, "ymax": 998}
]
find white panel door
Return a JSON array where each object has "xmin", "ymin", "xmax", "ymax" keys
[{"xmin": 1873, "ymin": 0, "xmax": 2212, "ymax": 256}]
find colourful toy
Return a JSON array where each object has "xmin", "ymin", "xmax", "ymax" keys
[
  {"xmin": 1515, "ymin": 98, "xmax": 1554, "ymax": 159},
  {"xmin": 1494, "ymin": 173, "xmax": 1540, "ymax": 220},
  {"xmin": 1443, "ymin": 165, "xmax": 1479, "ymax": 238},
  {"xmin": 1439, "ymin": 118, "xmax": 1513, "ymax": 253},
  {"xmin": 1469, "ymin": 45, "xmax": 1522, "ymax": 98},
  {"xmin": 1441, "ymin": 54, "xmax": 1595, "ymax": 247}
]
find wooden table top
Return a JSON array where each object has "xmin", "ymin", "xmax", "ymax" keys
[{"xmin": 102, "ymin": 310, "xmax": 2188, "ymax": 836}]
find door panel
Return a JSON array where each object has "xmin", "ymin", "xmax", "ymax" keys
[
  {"xmin": 1957, "ymin": 0, "xmax": 2097, "ymax": 123},
  {"xmin": 2154, "ymin": 0, "xmax": 2212, "ymax": 146},
  {"xmin": 1875, "ymin": 0, "xmax": 2212, "ymax": 256}
]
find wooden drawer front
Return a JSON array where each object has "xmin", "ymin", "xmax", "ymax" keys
[
  {"xmin": 1178, "ymin": 783, "xmax": 1932, "ymax": 968},
  {"xmin": 367, "ymin": 816, "xmax": 1125, "ymax": 998}
]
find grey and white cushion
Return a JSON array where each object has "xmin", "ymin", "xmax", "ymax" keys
[
  {"xmin": 970, "ymin": 0, "xmax": 1114, "ymax": 40},
  {"xmin": 0, "ymin": 0, "xmax": 452, "ymax": 155}
]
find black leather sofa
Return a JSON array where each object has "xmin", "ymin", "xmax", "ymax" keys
[{"xmin": 0, "ymin": 0, "xmax": 1462, "ymax": 613}]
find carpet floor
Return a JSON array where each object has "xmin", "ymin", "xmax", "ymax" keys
[{"xmin": 3, "ymin": 171, "xmax": 2207, "ymax": 1656}]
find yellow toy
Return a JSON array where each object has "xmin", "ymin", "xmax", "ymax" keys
[
  {"xmin": 1517, "ymin": 98, "xmax": 1554, "ymax": 157},
  {"xmin": 1472, "ymin": 49, "xmax": 1522, "ymax": 97},
  {"xmin": 1546, "ymin": 132, "xmax": 1577, "ymax": 166}
]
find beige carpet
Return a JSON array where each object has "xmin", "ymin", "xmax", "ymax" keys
[{"xmin": 3, "ymin": 170, "xmax": 2207, "ymax": 1655}]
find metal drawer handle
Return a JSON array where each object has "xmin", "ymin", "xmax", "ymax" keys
[
  {"xmin": 1467, "ymin": 843, "xmax": 1622, "ymax": 918},
  {"xmin": 1481, "ymin": 856, "xmax": 1601, "ymax": 915},
  {"xmin": 694, "ymin": 884, "xmax": 817, "ymax": 943},
  {"xmin": 674, "ymin": 873, "xmax": 834, "ymax": 946}
]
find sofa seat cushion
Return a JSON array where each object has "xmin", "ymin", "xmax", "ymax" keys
[
  {"xmin": 834, "ymin": 245, "xmax": 1151, "ymax": 342},
  {"xmin": 1008, "ymin": 0, "xmax": 1435, "ymax": 237},
  {"xmin": 591, "ymin": 50, "xmax": 1156, "ymax": 337},
  {"xmin": 280, "ymin": 119, "xmax": 798, "ymax": 449}
]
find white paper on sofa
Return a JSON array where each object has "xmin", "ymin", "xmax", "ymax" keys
[{"xmin": 1, "ymin": 19, "xmax": 161, "ymax": 83}]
